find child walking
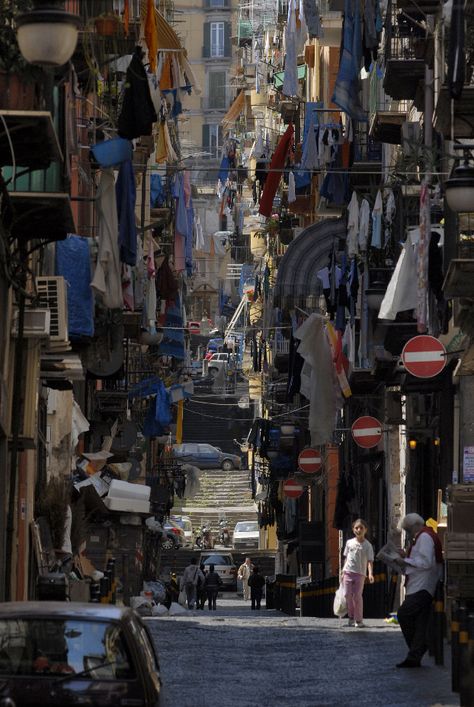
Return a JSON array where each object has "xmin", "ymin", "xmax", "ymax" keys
[{"xmin": 342, "ymin": 518, "xmax": 374, "ymax": 627}]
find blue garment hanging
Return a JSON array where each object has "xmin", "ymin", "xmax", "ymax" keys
[
  {"xmin": 56, "ymin": 235, "xmax": 94, "ymax": 339},
  {"xmin": 331, "ymin": 0, "xmax": 367, "ymax": 122}
]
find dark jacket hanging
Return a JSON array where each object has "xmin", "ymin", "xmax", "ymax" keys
[{"xmin": 118, "ymin": 51, "xmax": 158, "ymax": 140}]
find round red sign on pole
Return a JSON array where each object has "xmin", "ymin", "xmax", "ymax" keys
[
  {"xmin": 283, "ymin": 479, "xmax": 305, "ymax": 499},
  {"xmin": 351, "ymin": 416, "xmax": 383, "ymax": 449},
  {"xmin": 401, "ymin": 335, "xmax": 446, "ymax": 379},
  {"xmin": 298, "ymin": 447, "xmax": 322, "ymax": 474}
]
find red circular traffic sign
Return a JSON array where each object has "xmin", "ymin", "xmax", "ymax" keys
[
  {"xmin": 298, "ymin": 447, "xmax": 322, "ymax": 474},
  {"xmin": 351, "ymin": 416, "xmax": 383, "ymax": 449},
  {"xmin": 283, "ymin": 478, "xmax": 305, "ymax": 499},
  {"xmin": 401, "ymin": 335, "xmax": 446, "ymax": 379}
]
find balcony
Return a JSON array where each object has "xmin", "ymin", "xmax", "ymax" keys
[
  {"xmin": 350, "ymin": 125, "xmax": 382, "ymax": 188},
  {"xmin": 443, "ymin": 234, "xmax": 474, "ymax": 299},
  {"xmin": 369, "ymin": 99, "xmax": 408, "ymax": 144},
  {"xmin": 396, "ymin": 0, "xmax": 441, "ymax": 17},
  {"xmin": 383, "ymin": 9, "xmax": 426, "ymax": 101},
  {"xmin": 434, "ymin": 85, "xmax": 474, "ymax": 140}
]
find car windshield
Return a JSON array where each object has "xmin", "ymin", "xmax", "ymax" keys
[
  {"xmin": 0, "ymin": 619, "xmax": 134, "ymax": 679},
  {"xmin": 235, "ymin": 522, "xmax": 259, "ymax": 532},
  {"xmin": 202, "ymin": 554, "xmax": 232, "ymax": 566}
]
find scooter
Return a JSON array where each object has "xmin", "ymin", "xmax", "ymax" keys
[
  {"xmin": 194, "ymin": 524, "xmax": 214, "ymax": 549},
  {"xmin": 218, "ymin": 519, "xmax": 231, "ymax": 547}
]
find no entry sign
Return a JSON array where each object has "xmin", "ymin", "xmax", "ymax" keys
[
  {"xmin": 401, "ymin": 335, "xmax": 446, "ymax": 379},
  {"xmin": 283, "ymin": 479, "xmax": 305, "ymax": 499},
  {"xmin": 351, "ymin": 416, "xmax": 383, "ymax": 449},
  {"xmin": 298, "ymin": 448, "xmax": 322, "ymax": 474}
]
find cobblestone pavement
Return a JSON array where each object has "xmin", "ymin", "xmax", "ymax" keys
[{"xmin": 146, "ymin": 596, "xmax": 457, "ymax": 707}]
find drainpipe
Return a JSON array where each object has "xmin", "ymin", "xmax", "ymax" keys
[
  {"xmin": 5, "ymin": 276, "xmax": 26, "ymax": 602},
  {"xmin": 424, "ymin": 17, "xmax": 434, "ymax": 164}
]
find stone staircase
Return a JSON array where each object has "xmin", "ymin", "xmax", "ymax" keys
[{"xmin": 172, "ymin": 468, "xmax": 257, "ymax": 534}]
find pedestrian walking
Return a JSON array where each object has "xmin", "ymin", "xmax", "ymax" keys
[
  {"xmin": 237, "ymin": 557, "xmax": 254, "ymax": 601},
  {"xmin": 180, "ymin": 557, "xmax": 204, "ymax": 610},
  {"xmin": 248, "ymin": 566, "xmax": 265, "ymax": 610},
  {"xmin": 393, "ymin": 513, "xmax": 443, "ymax": 668},
  {"xmin": 204, "ymin": 564, "xmax": 222, "ymax": 610},
  {"xmin": 342, "ymin": 518, "xmax": 374, "ymax": 627},
  {"xmin": 196, "ymin": 563, "xmax": 207, "ymax": 610}
]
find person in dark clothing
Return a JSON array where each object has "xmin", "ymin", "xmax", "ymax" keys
[
  {"xmin": 204, "ymin": 564, "xmax": 222, "ymax": 611},
  {"xmin": 196, "ymin": 564, "xmax": 207, "ymax": 610},
  {"xmin": 248, "ymin": 566, "xmax": 266, "ymax": 610}
]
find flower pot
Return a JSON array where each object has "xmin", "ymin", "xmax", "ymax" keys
[{"xmin": 95, "ymin": 15, "xmax": 122, "ymax": 37}]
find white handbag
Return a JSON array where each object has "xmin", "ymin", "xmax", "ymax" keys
[{"xmin": 333, "ymin": 583, "xmax": 347, "ymax": 617}]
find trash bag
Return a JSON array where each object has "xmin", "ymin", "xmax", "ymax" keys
[
  {"xmin": 169, "ymin": 601, "xmax": 187, "ymax": 616},
  {"xmin": 143, "ymin": 580, "xmax": 166, "ymax": 604},
  {"xmin": 152, "ymin": 603, "xmax": 169, "ymax": 616},
  {"xmin": 333, "ymin": 583, "xmax": 347, "ymax": 617},
  {"xmin": 178, "ymin": 588, "xmax": 187, "ymax": 607}
]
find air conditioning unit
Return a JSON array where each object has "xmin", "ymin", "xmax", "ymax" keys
[
  {"xmin": 11, "ymin": 308, "xmax": 51, "ymax": 338},
  {"xmin": 36, "ymin": 277, "xmax": 68, "ymax": 343}
]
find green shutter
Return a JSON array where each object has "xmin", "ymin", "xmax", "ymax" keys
[
  {"xmin": 224, "ymin": 21, "xmax": 232, "ymax": 57},
  {"xmin": 202, "ymin": 124, "xmax": 210, "ymax": 149},
  {"xmin": 203, "ymin": 22, "xmax": 210, "ymax": 58}
]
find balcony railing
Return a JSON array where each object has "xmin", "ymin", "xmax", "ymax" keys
[{"xmin": 353, "ymin": 125, "xmax": 382, "ymax": 162}]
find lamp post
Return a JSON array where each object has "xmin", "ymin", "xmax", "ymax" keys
[
  {"xmin": 16, "ymin": 0, "xmax": 80, "ymax": 67},
  {"xmin": 444, "ymin": 145, "xmax": 474, "ymax": 214}
]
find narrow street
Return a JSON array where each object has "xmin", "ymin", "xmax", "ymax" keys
[{"xmin": 147, "ymin": 597, "xmax": 456, "ymax": 707}]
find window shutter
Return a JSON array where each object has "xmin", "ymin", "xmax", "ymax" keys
[
  {"xmin": 224, "ymin": 0, "xmax": 230, "ymax": 7},
  {"xmin": 224, "ymin": 21, "xmax": 232, "ymax": 57},
  {"xmin": 203, "ymin": 0, "xmax": 210, "ymax": 7},
  {"xmin": 202, "ymin": 124, "xmax": 210, "ymax": 149},
  {"xmin": 203, "ymin": 22, "xmax": 210, "ymax": 58}
]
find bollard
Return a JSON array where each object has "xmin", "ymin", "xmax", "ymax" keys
[
  {"xmin": 90, "ymin": 582, "xmax": 101, "ymax": 603},
  {"xmin": 451, "ymin": 604, "xmax": 460, "ymax": 693},
  {"xmin": 100, "ymin": 575, "xmax": 109, "ymax": 604},
  {"xmin": 460, "ymin": 612, "xmax": 474, "ymax": 707},
  {"xmin": 433, "ymin": 582, "xmax": 445, "ymax": 666},
  {"xmin": 107, "ymin": 558, "xmax": 116, "ymax": 604},
  {"xmin": 458, "ymin": 606, "xmax": 469, "ymax": 703}
]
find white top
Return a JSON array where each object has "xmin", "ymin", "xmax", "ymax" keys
[
  {"xmin": 404, "ymin": 532, "xmax": 443, "ymax": 597},
  {"xmin": 343, "ymin": 538, "xmax": 374, "ymax": 576}
]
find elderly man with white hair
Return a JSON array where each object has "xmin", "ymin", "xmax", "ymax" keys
[{"xmin": 393, "ymin": 513, "xmax": 443, "ymax": 668}]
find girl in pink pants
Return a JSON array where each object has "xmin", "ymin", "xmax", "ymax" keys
[{"xmin": 342, "ymin": 519, "xmax": 374, "ymax": 627}]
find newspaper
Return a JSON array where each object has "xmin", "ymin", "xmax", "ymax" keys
[{"xmin": 376, "ymin": 540, "xmax": 405, "ymax": 574}]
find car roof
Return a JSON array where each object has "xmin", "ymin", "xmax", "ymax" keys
[{"xmin": 0, "ymin": 602, "xmax": 133, "ymax": 621}]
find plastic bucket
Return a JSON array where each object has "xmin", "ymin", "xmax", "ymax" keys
[{"xmin": 91, "ymin": 137, "xmax": 133, "ymax": 167}]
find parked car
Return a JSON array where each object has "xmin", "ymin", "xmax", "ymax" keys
[
  {"xmin": 200, "ymin": 551, "xmax": 237, "ymax": 590},
  {"xmin": 188, "ymin": 319, "xmax": 212, "ymax": 335},
  {"xmin": 162, "ymin": 519, "xmax": 185, "ymax": 549},
  {"xmin": 170, "ymin": 515, "xmax": 193, "ymax": 548},
  {"xmin": 233, "ymin": 520, "xmax": 260, "ymax": 550},
  {"xmin": 0, "ymin": 602, "xmax": 161, "ymax": 706},
  {"xmin": 172, "ymin": 443, "xmax": 241, "ymax": 470},
  {"xmin": 205, "ymin": 338, "xmax": 224, "ymax": 359},
  {"xmin": 208, "ymin": 352, "xmax": 230, "ymax": 372}
]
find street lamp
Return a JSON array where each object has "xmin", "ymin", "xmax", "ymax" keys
[
  {"xmin": 16, "ymin": 1, "xmax": 80, "ymax": 67},
  {"xmin": 444, "ymin": 145, "xmax": 474, "ymax": 213}
]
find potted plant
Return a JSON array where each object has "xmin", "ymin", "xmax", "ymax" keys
[
  {"xmin": 0, "ymin": 0, "xmax": 44, "ymax": 109},
  {"xmin": 94, "ymin": 12, "xmax": 122, "ymax": 37}
]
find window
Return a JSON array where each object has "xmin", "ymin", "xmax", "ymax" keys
[
  {"xmin": 209, "ymin": 124, "xmax": 222, "ymax": 158},
  {"xmin": 208, "ymin": 71, "xmax": 226, "ymax": 109},
  {"xmin": 210, "ymin": 22, "xmax": 224, "ymax": 57},
  {"xmin": 209, "ymin": 0, "xmax": 225, "ymax": 6},
  {"xmin": 198, "ymin": 444, "xmax": 216, "ymax": 452}
]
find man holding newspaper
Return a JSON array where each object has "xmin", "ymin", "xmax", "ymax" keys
[{"xmin": 377, "ymin": 513, "xmax": 443, "ymax": 668}]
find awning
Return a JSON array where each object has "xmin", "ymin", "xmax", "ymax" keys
[
  {"xmin": 140, "ymin": 0, "xmax": 182, "ymax": 50},
  {"xmin": 275, "ymin": 218, "xmax": 347, "ymax": 306},
  {"xmin": 222, "ymin": 91, "xmax": 246, "ymax": 130},
  {"xmin": 274, "ymin": 64, "xmax": 306, "ymax": 90}
]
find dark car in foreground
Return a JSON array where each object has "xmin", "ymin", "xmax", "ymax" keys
[
  {"xmin": 0, "ymin": 602, "xmax": 161, "ymax": 706},
  {"xmin": 172, "ymin": 443, "xmax": 241, "ymax": 470}
]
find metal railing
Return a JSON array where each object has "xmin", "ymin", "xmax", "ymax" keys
[
  {"xmin": 384, "ymin": 4, "xmax": 427, "ymax": 62},
  {"xmin": 353, "ymin": 125, "xmax": 382, "ymax": 162}
]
